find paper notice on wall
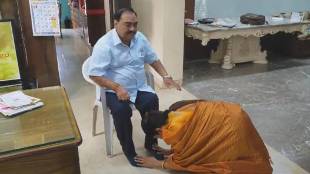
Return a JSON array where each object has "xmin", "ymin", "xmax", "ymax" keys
[{"xmin": 29, "ymin": 0, "xmax": 60, "ymax": 36}]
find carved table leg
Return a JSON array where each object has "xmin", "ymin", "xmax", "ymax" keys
[
  {"xmin": 222, "ymin": 38, "xmax": 235, "ymax": 69},
  {"xmin": 230, "ymin": 36, "xmax": 268, "ymax": 64},
  {"xmin": 209, "ymin": 39, "xmax": 227, "ymax": 64},
  {"xmin": 253, "ymin": 50, "xmax": 268, "ymax": 64}
]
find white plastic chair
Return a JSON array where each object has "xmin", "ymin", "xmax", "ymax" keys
[{"xmin": 82, "ymin": 58, "xmax": 155, "ymax": 157}]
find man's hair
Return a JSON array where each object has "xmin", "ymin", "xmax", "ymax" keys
[
  {"xmin": 113, "ymin": 7, "xmax": 137, "ymax": 21},
  {"xmin": 142, "ymin": 110, "xmax": 170, "ymax": 136}
]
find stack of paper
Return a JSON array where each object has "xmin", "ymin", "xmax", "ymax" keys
[
  {"xmin": 211, "ymin": 18, "xmax": 237, "ymax": 28},
  {"xmin": 290, "ymin": 12, "xmax": 303, "ymax": 23},
  {"xmin": 0, "ymin": 91, "xmax": 44, "ymax": 117}
]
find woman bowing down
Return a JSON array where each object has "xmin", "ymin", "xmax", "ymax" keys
[{"xmin": 135, "ymin": 100, "xmax": 272, "ymax": 174}]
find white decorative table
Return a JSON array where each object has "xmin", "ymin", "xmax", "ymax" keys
[{"xmin": 185, "ymin": 18, "xmax": 310, "ymax": 69}]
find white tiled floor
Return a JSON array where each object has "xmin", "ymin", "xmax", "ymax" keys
[
  {"xmin": 57, "ymin": 29, "xmax": 309, "ymax": 174},
  {"xmin": 69, "ymin": 86, "xmax": 309, "ymax": 174}
]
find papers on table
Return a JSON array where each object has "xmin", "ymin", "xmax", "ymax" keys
[
  {"xmin": 290, "ymin": 12, "xmax": 303, "ymax": 23},
  {"xmin": 184, "ymin": 18, "xmax": 199, "ymax": 25},
  {"xmin": 186, "ymin": 21, "xmax": 199, "ymax": 25},
  {"xmin": 210, "ymin": 18, "xmax": 237, "ymax": 28},
  {"xmin": 271, "ymin": 17, "xmax": 285, "ymax": 22},
  {"xmin": 0, "ymin": 91, "xmax": 44, "ymax": 117}
]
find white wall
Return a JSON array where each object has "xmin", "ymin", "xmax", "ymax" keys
[
  {"xmin": 196, "ymin": 0, "xmax": 310, "ymax": 19},
  {"xmin": 132, "ymin": 0, "xmax": 185, "ymax": 87}
]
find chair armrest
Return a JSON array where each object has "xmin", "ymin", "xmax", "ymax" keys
[{"xmin": 145, "ymin": 71, "xmax": 155, "ymax": 90}]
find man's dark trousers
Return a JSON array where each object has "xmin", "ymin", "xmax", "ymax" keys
[{"xmin": 106, "ymin": 91, "xmax": 159, "ymax": 158}]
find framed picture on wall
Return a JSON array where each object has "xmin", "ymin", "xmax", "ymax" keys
[{"xmin": 0, "ymin": 19, "xmax": 23, "ymax": 87}]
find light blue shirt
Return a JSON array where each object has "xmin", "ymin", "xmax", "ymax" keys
[{"xmin": 87, "ymin": 29, "xmax": 158, "ymax": 102}]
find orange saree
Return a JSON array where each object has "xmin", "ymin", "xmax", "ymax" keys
[{"xmin": 161, "ymin": 101, "xmax": 272, "ymax": 173}]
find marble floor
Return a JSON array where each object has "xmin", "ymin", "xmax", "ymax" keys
[
  {"xmin": 183, "ymin": 54, "xmax": 310, "ymax": 172},
  {"xmin": 56, "ymin": 29, "xmax": 309, "ymax": 173}
]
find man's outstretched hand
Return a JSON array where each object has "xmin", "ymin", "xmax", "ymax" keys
[{"xmin": 163, "ymin": 77, "xmax": 181, "ymax": 91}]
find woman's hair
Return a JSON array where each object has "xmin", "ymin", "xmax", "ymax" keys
[
  {"xmin": 113, "ymin": 7, "xmax": 137, "ymax": 21},
  {"xmin": 142, "ymin": 110, "xmax": 170, "ymax": 136}
]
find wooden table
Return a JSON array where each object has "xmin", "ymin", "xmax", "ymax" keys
[
  {"xmin": 185, "ymin": 17, "xmax": 310, "ymax": 69},
  {"xmin": 0, "ymin": 86, "xmax": 82, "ymax": 174}
]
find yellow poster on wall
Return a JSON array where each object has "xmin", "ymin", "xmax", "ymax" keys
[{"xmin": 0, "ymin": 21, "xmax": 21, "ymax": 82}]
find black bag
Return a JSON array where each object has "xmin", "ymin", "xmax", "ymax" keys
[
  {"xmin": 198, "ymin": 18, "xmax": 215, "ymax": 24},
  {"xmin": 240, "ymin": 13, "xmax": 266, "ymax": 25}
]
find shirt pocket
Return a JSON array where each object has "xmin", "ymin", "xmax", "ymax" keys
[
  {"xmin": 110, "ymin": 49, "xmax": 131, "ymax": 68},
  {"xmin": 134, "ymin": 47, "xmax": 146, "ymax": 64},
  {"xmin": 137, "ymin": 47, "xmax": 146, "ymax": 57}
]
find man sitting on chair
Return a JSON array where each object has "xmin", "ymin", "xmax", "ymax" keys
[{"xmin": 87, "ymin": 7, "xmax": 181, "ymax": 166}]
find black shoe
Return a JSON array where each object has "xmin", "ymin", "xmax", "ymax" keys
[
  {"xmin": 125, "ymin": 155, "xmax": 140, "ymax": 167},
  {"xmin": 145, "ymin": 146, "xmax": 165, "ymax": 160}
]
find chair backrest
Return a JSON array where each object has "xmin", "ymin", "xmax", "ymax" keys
[
  {"xmin": 82, "ymin": 58, "xmax": 101, "ymax": 101},
  {"xmin": 82, "ymin": 58, "xmax": 95, "ymax": 85}
]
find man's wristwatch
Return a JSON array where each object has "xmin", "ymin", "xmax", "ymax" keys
[{"xmin": 162, "ymin": 75, "xmax": 172, "ymax": 79}]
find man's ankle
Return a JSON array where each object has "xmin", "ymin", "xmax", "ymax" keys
[
  {"xmin": 125, "ymin": 155, "xmax": 140, "ymax": 167},
  {"xmin": 144, "ymin": 137, "xmax": 158, "ymax": 149},
  {"xmin": 145, "ymin": 146, "xmax": 165, "ymax": 160}
]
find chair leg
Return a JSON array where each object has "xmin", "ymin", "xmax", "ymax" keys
[
  {"xmin": 92, "ymin": 105, "xmax": 98, "ymax": 136},
  {"xmin": 103, "ymin": 109, "xmax": 114, "ymax": 157}
]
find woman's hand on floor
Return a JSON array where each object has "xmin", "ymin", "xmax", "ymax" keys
[{"xmin": 134, "ymin": 156, "xmax": 163, "ymax": 168}]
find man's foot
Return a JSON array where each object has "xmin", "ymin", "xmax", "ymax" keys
[
  {"xmin": 126, "ymin": 155, "xmax": 141, "ymax": 167},
  {"xmin": 145, "ymin": 146, "xmax": 165, "ymax": 160}
]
